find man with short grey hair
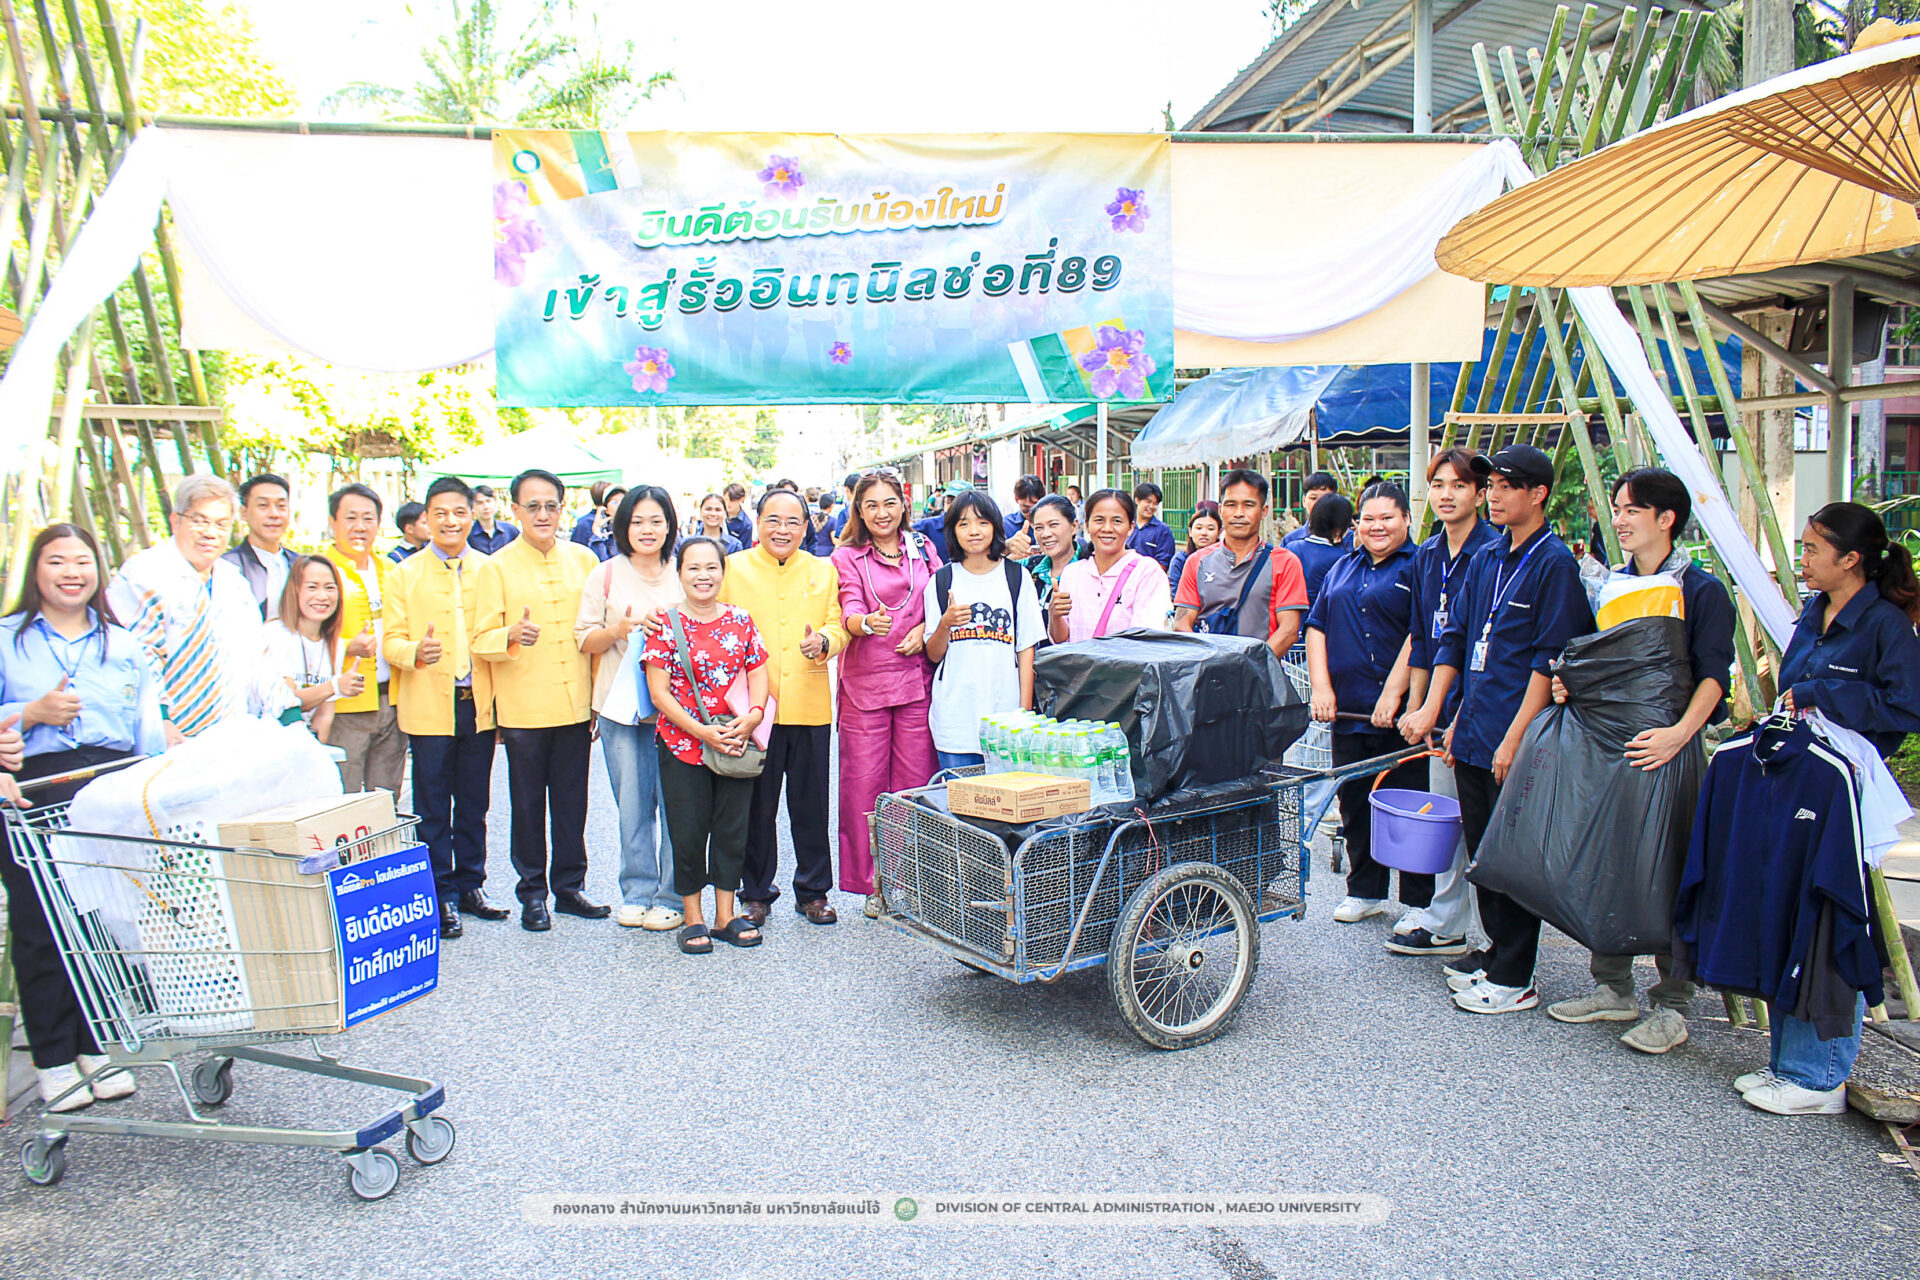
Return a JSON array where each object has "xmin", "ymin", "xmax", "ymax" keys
[{"xmin": 108, "ymin": 474, "xmax": 282, "ymax": 741}]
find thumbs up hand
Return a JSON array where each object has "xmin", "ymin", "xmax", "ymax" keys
[
  {"xmin": 0, "ymin": 712, "xmax": 24, "ymax": 772},
  {"xmin": 864, "ymin": 602, "xmax": 893, "ymax": 638},
  {"xmin": 345, "ymin": 621, "xmax": 377, "ymax": 660},
  {"xmin": 416, "ymin": 622, "xmax": 442, "ymax": 667},
  {"xmin": 799, "ymin": 622, "xmax": 827, "ymax": 660},
  {"xmin": 29, "ymin": 675, "xmax": 82, "ymax": 728},
  {"xmin": 511, "ymin": 606, "xmax": 541, "ymax": 648},
  {"xmin": 613, "ymin": 606, "xmax": 637, "ymax": 641}
]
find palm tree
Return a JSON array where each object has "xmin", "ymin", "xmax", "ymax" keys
[{"xmin": 324, "ymin": 0, "xmax": 674, "ymax": 127}]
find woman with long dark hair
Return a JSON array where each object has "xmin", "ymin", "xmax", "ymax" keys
[
  {"xmin": 0, "ymin": 525, "xmax": 164, "ymax": 1114},
  {"xmin": 263, "ymin": 555, "xmax": 356, "ymax": 741},
  {"xmin": 1738, "ymin": 501, "xmax": 1920, "ymax": 1117},
  {"xmin": 831, "ymin": 470, "xmax": 942, "ymax": 918},
  {"xmin": 1167, "ymin": 500, "xmax": 1221, "ymax": 591},
  {"xmin": 577, "ymin": 485, "xmax": 686, "ymax": 930}
]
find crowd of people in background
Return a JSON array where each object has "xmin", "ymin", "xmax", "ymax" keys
[{"xmin": 2, "ymin": 450, "xmax": 1918, "ymax": 1119}]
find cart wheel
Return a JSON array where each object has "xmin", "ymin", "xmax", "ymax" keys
[
  {"xmin": 20, "ymin": 1135, "xmax": 67, "ymax": 1187},
  {"xmin": 404, "ymin": 1116, "xmax": 457, "ymax": 1166},
  {"xmin": 1329, "ymin": 836, "xmax": 1347, "ymax": 876},
  {"xmin": 1108, "ymin": 862, "xmax": 1260, "ymax": 1050},
  {"xmin": 191, "ymin": 1057, "xmax": 234, "ymax": 1108},
  {"xmin": 346, "ymin": 1148, "xmax": 401, "ymax": 1201}
]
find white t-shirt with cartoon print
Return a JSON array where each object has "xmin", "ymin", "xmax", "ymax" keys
[{"xmin": 923, "ymin": 559, "xmax": 1044, "ymax": 754}]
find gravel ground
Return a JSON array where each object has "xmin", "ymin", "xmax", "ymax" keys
[{"xmin": 3, "ymin": 740, "xmax": 1917, "ymax": 1280}]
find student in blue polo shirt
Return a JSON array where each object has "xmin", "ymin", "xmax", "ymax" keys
[
  {"xmin": 1408, "ymin": 443, "xmax": 1594, "ymax": 1016},
  {"xmin": 1394, "ymin": 446, "xmax": 1500, "ymax": 957},
  {"xmin": 1739, "ymin": 501, "xmax": 1920, "ymax": 1115},
  {"xmin": 1544, "ymin": 467, "xmax": 1734, "ymax": 1055},
  {"xmin": 1305, "ymin": 482, "xmax": 1428, "ymax": 926},
  {"xmin": 1125, "ymin": 482, "xmax": 1176, "ymax": 572}
]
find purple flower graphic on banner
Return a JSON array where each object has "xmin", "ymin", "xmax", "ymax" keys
[
  {"xmin": 829, "ymin": 341, "xmax": 853, "ymax": 365},
  {"xmin": 494, "ymin": 180, "xmax": 545, "ymax": 286},
  {"xmin": 1077, "ymin": 325, "xmax": 1157, "ymax": 399},
  {"xmin": 759, "ymin": 154, "xmax": 806, "ymax": 198},
  {"xmin": 624, "ymin": 345, "xmax": 676, "ymax": 395},
  {"xmin": 1105, "ymin": 186, "xmax": 1150, "ymax": 233}
]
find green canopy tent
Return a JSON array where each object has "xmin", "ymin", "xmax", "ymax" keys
[{"xmin": 426, "ymin": 429, "xmax": 622, "ymax": 488}]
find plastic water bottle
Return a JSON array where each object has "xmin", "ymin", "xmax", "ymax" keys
[
  {"xmin": 1102, "ymin": 724, "xmax": 1135, "ymax": 803},
  {"xmin": 1071, "ymin": 728, "xmax": 1101, "ymax": 797}
]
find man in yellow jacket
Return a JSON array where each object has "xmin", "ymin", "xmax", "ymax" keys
[
  {"xmin": 719, "ymin": 488, "xmax": 849, "ymax": 927},
  {"xmin": 382, "ymin": 476, "xmax": 510, "ymax": 940},
  {"xmin": 323, "ymin": 484, "xmax": 406, "ymax": 795},
  {"xmin": 472, "ymin": 468, "xmax": 605, "ymax": 933}
]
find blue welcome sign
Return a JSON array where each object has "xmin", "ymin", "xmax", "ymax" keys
[{"xmin": 328, "ymin": 844, "xmax": 440, "ymax": 1028}]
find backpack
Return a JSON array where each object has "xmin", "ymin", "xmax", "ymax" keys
[
  {"xmin": 1198, "ymin": 545, "xmax": 1272, "ymax": 636},
  {"xmin": 931, "ymin": 559, "xmax": 1032, "ymax": 677}
]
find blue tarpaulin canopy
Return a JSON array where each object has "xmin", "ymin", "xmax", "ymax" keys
[{"xmin": 1130, "ymin": 330, "xmax": 1740, "ymax": 466}]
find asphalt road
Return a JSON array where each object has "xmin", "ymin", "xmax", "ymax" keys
[{"xmin": 4, "ymin": 741, "xmax": 1917, "ymax": 1280}]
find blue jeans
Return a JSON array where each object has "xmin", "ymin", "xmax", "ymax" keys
[
  {"xmin": 1770, "ymin": 993, "xmax": 1865, "ymax": 1091},
  {"xmin": 600, "ymin": 719, "xmax": 675, "ymax": 908},
  {"xmin": 936, "ymin": 751, "xmax": 984, "ymax": 773}
]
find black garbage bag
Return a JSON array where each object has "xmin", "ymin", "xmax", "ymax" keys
[
  {"xmin": 1033, "ymin": 630, "xmax": 1306, "ymax": 805},
  {"xmin": 1465, "ymin": 616, "xmax": 1706, "ymax": 956}
]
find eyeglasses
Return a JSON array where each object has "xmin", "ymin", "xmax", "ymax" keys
[
  {"xmin": 518, "ymin": 502, "xmax": 562, "ymax": 515},
  {"xmin": 182, "ymin": 513, "xmax": 234, "ymax": 534},
  {"xmin": 762, "ymin": 517, "xmax": 806, "ymax": 531}
]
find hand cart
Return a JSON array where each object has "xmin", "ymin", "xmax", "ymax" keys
[
  {"xmin": 5, "ymin": 797, "xmax": 453, "ymax": 1201},
  {"xmin": 873, "ymin": 745, "xmax": 1427, "ymax": 1050}
]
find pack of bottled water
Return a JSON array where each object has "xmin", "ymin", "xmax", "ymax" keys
[{"xmin": 978, "ymin": 711, "xmax": 1135, "ymax": 805}]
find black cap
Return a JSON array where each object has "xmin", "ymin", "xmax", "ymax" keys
[{"xmin": 1471, "ymin": 443, "xmax": 1555, "ymax": 490}]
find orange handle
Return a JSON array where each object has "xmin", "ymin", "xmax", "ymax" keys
[{"xmin": 1372, "ymin": 749, "xmax": 1444, "ymax": 792}]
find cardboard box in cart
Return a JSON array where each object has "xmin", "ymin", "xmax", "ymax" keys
[
  {"xmin": 947, "ymin": 772, "xmax": 1091, "ymax": 824},
  {"xmin": 216, "ymin": 791, "xmax": 397, "ymax": 1034}
]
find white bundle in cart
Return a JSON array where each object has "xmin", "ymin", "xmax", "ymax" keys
[{"xmin": 62, "ymin": 719, "xmax": 343, "ymax": 1036}]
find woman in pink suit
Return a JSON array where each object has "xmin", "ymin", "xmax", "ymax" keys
[{"xmin": 831, "ymin": 470, "xmax": 943, "ymax": 920}]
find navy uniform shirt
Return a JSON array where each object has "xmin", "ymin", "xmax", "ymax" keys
[
  {"xmin": 1407, "ymin": 518, "xmax": 1501, "ymax": 721},
  {"xmin": 1292, "ymin": 535, "xmax": 1349, "ymax": 605},
  {"xmin": 1619, "ymin": 557, "xmax": 1737, "ymax": 725},
  {"xmin": 1434, "ymin": 524, "xmax": 1593, "ymax": 770},
  {"xmin": 1304, "ymin": 542, "xmax": 1416, "ymax": 734},
  {"xmin": 1778, "ymin": 580, "xmax": 1920, "ymax": 757},
  {"xmin": 467, "ymin": 520, "xmax": 519, "ymax": 556},
  {"xmin": 726, "ymin": 510, "xmax": 755, "ymax": 550},
  {"xmin": 1126, "ymin": 517, "xmax": 1177, "ymax": 572}
]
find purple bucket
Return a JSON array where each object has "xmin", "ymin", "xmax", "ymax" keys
[{"xmin": 1367, "ymin": 788, "xmax": 1462, "ymax": 874}]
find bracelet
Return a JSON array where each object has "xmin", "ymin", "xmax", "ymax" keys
[{"xmin": 748, "ymin": 704, "xmax": 764, "ymax": 715}]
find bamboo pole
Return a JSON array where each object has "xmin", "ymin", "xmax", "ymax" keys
[{"xmin": 1534, "ymin": 291, "xmax": 1621, "ymax": 564}]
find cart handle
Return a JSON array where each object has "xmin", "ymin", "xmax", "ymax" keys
[{"xmin": 1373, "ymin": 749, "xmax": 1445, "ymax": 792}]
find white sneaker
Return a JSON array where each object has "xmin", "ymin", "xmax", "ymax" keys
[
  {"xmin": 1733, "ymin": 1068, "xmax": 1780, "ymax": 1095},
  {"xmin": 1332, "ymin": 896, "xmax": 1386, "ymax": 923},
  {"xmin": 616, "ymin": 905, "xmax": 650, "ymax": 928},
  {"xmin": 1446, "ymin": 970, "xmax": 1486, "ymax": 993},
  {"xmin": 38, "ymin": 1063, "xmax": 93, "ymax": 1113},
  {"xmin": 1742, "ymin": 1078, "xmax": 1847, "ymax": 1116},
  {"xmin": 641, "ymin": 906, "xmax": 684, "ymax": 931},
  {"xmin": 77, "ymin": 1053, "xmax": 135, "ymax": 1100},
  {"xmin": 1546, "ymin": 985, "xmax": 1641, "ymax": 1024},
  {"xmin": 1452, "ymin": 980, "xmax": 1539, "ymax": 1014}
]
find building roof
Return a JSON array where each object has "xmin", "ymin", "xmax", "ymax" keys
[{"xmin": 1186, "ymin": 0, "xmax": 1723, "ymax": 136}]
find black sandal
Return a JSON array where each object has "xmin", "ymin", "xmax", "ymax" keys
[
  {"xmin": 677, "ymin": 924, "xmax": 712, "ymax": 954},
  {"xmin": 712, "ymin": 917, "xmax": 763, "ymax": 948}
]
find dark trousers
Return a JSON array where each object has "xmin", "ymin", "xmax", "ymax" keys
[
  {"xmin": 742, "ymin": 722, "xmax": 833, "ymax": 905},
  {"xmin": 409, "ymin": 696, "xmax": 493, "ymax": 898},
  {"xmin": 500, "ymin": 721, "xmax": 591, "ymax": 902},
  {"xmin": 657, "ymin": 742, "xmax": 755, "ymax": 894},
  {"xmin": 1334, "ymin": 728, "xmax": 1435, "ymax": 905},
  {"xmin": 4, "ymin": 746, "xmax": 129, "ymax": 1068},
  {"xmin": 1457, "ymin": 761, "xmax": 1541, "ymax": 988}
]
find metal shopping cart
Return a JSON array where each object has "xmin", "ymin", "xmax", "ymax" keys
[
  {"xmin": 6, "ymin": 795, "xmax": 453, "ymax": 1200},
  {"xmin": 873, "ymin": 746, "xmax": 1425, "ymax": 1050},
  {"xmin": 1281, "ymin": 642, "xmax": 1345, "ymax": 871}
]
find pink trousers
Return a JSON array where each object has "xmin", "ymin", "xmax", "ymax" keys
[{"xmin": 836, "ymin": 698, "xmax": 938, "ymax": 895}]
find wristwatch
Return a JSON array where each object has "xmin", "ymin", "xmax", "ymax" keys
[{"xmin": 858, "ymin": 614, "xmax": 872, "ymax": 637}]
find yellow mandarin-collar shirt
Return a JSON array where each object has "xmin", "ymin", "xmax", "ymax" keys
[
  {"xmin": 717, "ymin": 544, "xmax": 847, "ymax": 726},
  {"xmin": 381, "ymin": 546, "xmax": 495, "ymax": 736},
  {"xmin": 321, "ymin": 545, "xmax": 394, "ymax": 715},
  {"xmin": 472, "ymin": 535, "xmax": 597, "ymax": 728}
]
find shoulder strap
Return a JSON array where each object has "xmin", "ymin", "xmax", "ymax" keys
[
  {"xmin": 667, "ymin": 609, "xmax": 712, "ymax": 725},
  {"xmin": 1003, "ymin": 557, "xmax": 1024, "ymax": 605},
  {"xmin": 934, "ymin": 563, "xmax": 954, "ymax": 614},
  {"xmin": 1231, "ymin": 546, "xmax": 1272, "ymax": 615},
  {"xmin": 1094, "ymin": 557, "xmax": 1141, "ymax": 635}
]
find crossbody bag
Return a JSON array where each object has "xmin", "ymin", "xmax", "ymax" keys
[{"xmin": 668, "ymin": 608, "xmax": 766, "ymax": 779}]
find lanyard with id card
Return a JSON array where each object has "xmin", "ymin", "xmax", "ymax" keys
[
  {"xmin": 1471, "ymin": 536, "xmax": 1546, "ymax": 673},
  {"xmin": 1431, "ymin": 544, "xmax": 1474, "ymax": 641}
]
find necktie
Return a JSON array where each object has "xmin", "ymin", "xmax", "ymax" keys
[{"xmin": 167, "ymin": 582, "xmax": 225, "ymax": 736}]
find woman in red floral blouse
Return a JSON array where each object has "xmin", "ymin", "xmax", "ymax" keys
[{"xmin": 642, "ymin": 537, "xmax": 769, "ymax": 954}]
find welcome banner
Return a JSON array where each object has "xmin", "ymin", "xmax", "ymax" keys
[{"xmin": 492, "ymin": 131, "xmax": 1172, "ymax": 406}]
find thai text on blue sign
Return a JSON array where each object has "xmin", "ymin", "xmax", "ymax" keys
[{"xmin": 329, "ymin": 844, "xmax": 439, "ymax": 1028}]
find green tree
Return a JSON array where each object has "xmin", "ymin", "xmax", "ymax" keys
[
  {"xmin": 118, "ymin": 0, "xmax": 297, "ymax": 117},
  {"xmin": 323, "ymin": 0, "xmax": 674, "ymax": 127}
]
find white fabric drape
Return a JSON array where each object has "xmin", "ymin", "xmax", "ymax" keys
[
  {"xmin": 0, "ymin": 127, "xmax": 492, "ymax": 474},
  {"xmin": 1466, "ymin": 146, "xmax": 1800, "ymax": 650},
  {"xmin": 1173, "ymin": 141, "xmax": 1515, "ymax": 344}
]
